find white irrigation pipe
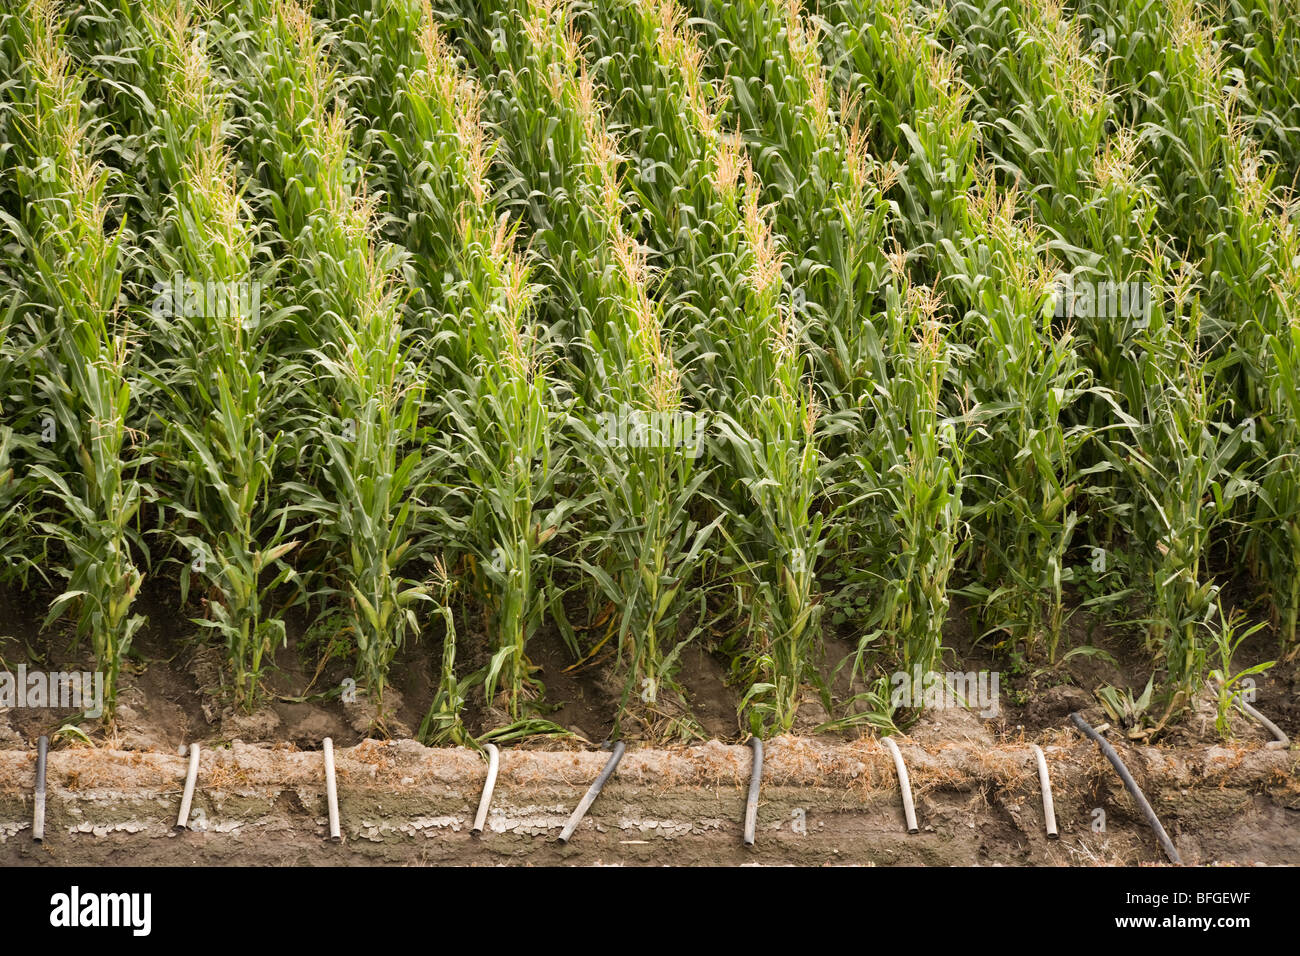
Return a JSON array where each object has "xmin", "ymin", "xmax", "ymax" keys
[
  {"xmin": 323, "ymin": 737, "xmax": 341, "ymax": 842},
  {"xmin": 742, "ymin": 737, "xmax": 763, "ymax": 847},
  {"xmin": 557, "ymin": 741, "xmax": 625, "ymax": 844},
  {"xmin": 881, "ymin": 736, "xmax": 918, "ymax": 834},
  {"xmin": 33, "ymin": 735, "xmax": 47, "ymax": 843},
  {"xmin": 175, "ymin": 743, "xmax": 200, "ymax": 831},
  {"xmin": 1030, "ymin": 743, "xmax": 1058, "ymax": 839},
  {"xmin": 1241, "ymin": 698, "xmax": 1290, "ymax": 750},
  {"xmin": 471, "ymin": 743, "xmax": 500, "ymax": 837}
]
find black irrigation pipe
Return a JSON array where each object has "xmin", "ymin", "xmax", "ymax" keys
[
  {"xmin": 558, "ymin": 741, "xmax": 625, "ymax": 844},
  {"xmin": 1070, "ymin": 712, "xmax": 1181, "ymax": 865},
  {"xmin": 743, "ymin": 737, "xmax": 763, "ymax": 847},
  {"xmin": 32, "ymin": 735, "xmax": 47, "ymax": 843}
]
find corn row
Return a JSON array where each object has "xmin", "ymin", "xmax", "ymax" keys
[
  {"xmin": 226, "ymin": 0, "xmax": 427, "ymax": 719},
  {"xmin": 571, "ymin": 0, "xmax": 829, "ymax": 733},
  {"xmin": 446, "ymin": 0, "xmax": 719, "ymax": 728},
  {"xmin": 342, "ymin": 0, "xmax": 569, "ymax": 734},
  {"xmin": 94, "ymin": 0, "xmax": 299, "ymax": 710},
  {"xmin": 819, "ymin": 1, "xmax": 1091, "ymax": 665},
  {"xmin": 3, "ymin": 0, "xmax": 147, "ymax": 718}
]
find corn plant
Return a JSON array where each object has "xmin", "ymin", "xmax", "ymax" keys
[
  {"xmin": 934, "ymin": 2, "xmax": 1164, "ymax": 574},
  {"xmin": 934, "ymin": 2, "xmax": 1276, "ymax": 688},
  {"xmin": 48, "ymin": 0, "xmax": 154, "ymax": 227},
  {"xmin": 840, "ymin": 275, "xmax": 965, "ymax": 700},
  {"xmin": 1213, "ymin": 0, "xmax": 1300, "ymax": 189},
  {"xmin": 101, "ymin": 0, "xmax": 300, "ymax": 710},
  {"xmin": 447, "ymin": 0, "xmax": 717, "ymax": 726},
  {"xmin": 436, "ymin": 222, "xmax": 564, "ymax": 724},
  {"xmin": 230, "ymin": 0, "xmax": 430, "ymax": 719},
  {"xmin": 1101, "ymin": 257, "xmax": 1254, "ymax": 698},
  {"xmin": 811, "ymin": 4, "xmax": 986, "ymax": 661},
  {"xmin": 702, "ymin": 172, "xmax": 823, "ymax": 735},
  {"xmin": 1065, "ymin": 132, "xmax": 1164, "ymax": 560},
  {"xmin": 4, "ymin": 0, "xmax": 147, "ymax": 719},
  {"xmin": 1206, "ymin": 602, "xmax": 1271, "ymax": 739},
  {"xmin": 416, "ymin": 555, "xmax": 469, "ymax": 743}
]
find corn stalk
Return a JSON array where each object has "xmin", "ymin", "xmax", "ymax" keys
[
  {"xmin": 231, "ymin": 0, "xmax": 429, "ymax": 719},
  {"xmin": 110, "ymin": 0, "xmax": 299, "ymax": 710},
  {"xmin": 4, "ymin": 0, "xmax": 148, "ymax": 719}
]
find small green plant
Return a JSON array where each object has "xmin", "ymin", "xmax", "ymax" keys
[
  {"xmin": 1097, "ymin": 676, "xmax": 1155, "ymax": 738},
  {"xmin": 1207, "ymin": 605, "xmax": 1272, "ymax": 739},
  {"xmin": 418, "ymin": 557, "xmax": 471, "ymax": 746}
]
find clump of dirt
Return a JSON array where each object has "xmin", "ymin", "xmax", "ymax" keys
[
  {"xmin": 675, "ymin": 644, "xmax": 740, "ymax": 739},
  {"xmin": 277, "ymin": 704, "xmax": 345, "ymax": 749},
  {"xmin": 523, "ymin": 626, "xmax": 619, "ymax": 743}
]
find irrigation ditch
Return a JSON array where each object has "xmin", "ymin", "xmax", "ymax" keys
[{"xmin": 1, "ymin": 732, "xmax": 1296, "ymax": 866}]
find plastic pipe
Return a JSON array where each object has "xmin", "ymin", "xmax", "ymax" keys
[
  {"xmin": 557, "ymin": 741, "xmax": 625, "ymax": 844},
  {"xmin": 175, "ymin": 743, "xmax": 200, "ymax": 831},
  {"xmin": 1030, "ymin": 743, "xmax": 1058, "ymax": 839},
  {"xmin": 881, "ymin": 736, "xmax": 918, "ymax": 834},
  {"xmin": 1241, "ymin": 697, "xmax": 1291, "ymax": 750},
  {"xmin": 742, "ymin": 737, "xmax": 763, "ymax": 847},
  {"xmin": 472, "ymin": 743, "xmax": 500, "ymax": 837},
  {"xmin": 33, "ymin": 735, "xmax": 47, "ymax": 843},
  {"xmin": 1070, "ymin": 712, "xmax": 1181, "ymax": 864},
  {"xmin": 323, "ymin": 737, "xmax": 341, "ymax": 842}
]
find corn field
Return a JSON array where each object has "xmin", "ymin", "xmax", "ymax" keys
[{"xmin": 1, "ymin": 0, "xmax": 1297, "ymax": 742}]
